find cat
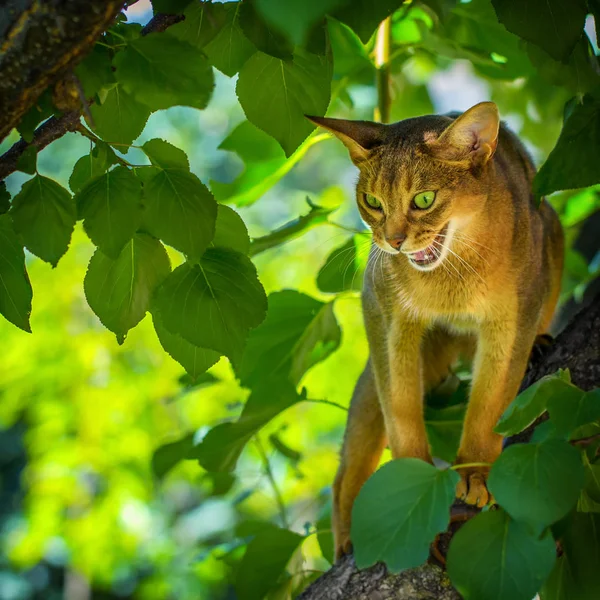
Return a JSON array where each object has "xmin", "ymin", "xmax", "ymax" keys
[{"xmin": 308, "ymin": 102, "xmax": 564, "ymax": 558}]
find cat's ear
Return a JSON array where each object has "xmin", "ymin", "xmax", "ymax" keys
[
  {"xmin": 427, "ymin": 102, "xmax": 499, "ymax": 166},
  {"xmin": 306, "ymin": 115, "xmax": 384, "ymax": 165}
]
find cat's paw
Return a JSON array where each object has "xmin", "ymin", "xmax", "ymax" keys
[
  {"xmin": 456, "ymin": 469, "xmax": 493, "ymax": 508},
  {"xmin": 335, "ymin": 535, "xmax": 353, "ymax": 561}
]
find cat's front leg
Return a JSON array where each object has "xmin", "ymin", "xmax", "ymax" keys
[
  {"xmin": 382, "ymin": 318, "xmax": 431, "ymax": 461},
  {"xmin": 456, "ymin": 318, "xmax": 538, "ymax": 506}
]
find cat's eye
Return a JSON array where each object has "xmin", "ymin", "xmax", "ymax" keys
[
  {"xmin": 413, "ymin": 191, "xmax": 436, "ymax": 210},
  {"xmin": 365, "ymin": 194, "xmax": 382, "ymax": 209}
]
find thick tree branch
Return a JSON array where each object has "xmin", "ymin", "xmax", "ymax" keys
[
  {"xmin": 0, "ymin": 8, "xmax": 185, "ymax": 182},
  {"xmin": 0, "ymin": 1, "xmax": 127, "ymax": 142},
  {"xmin": 299, "ymin": 294, "xmax": 600, "ymax": 600}
]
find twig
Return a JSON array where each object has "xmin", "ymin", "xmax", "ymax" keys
[
  {"xmin": 254, "ymin": 435, "xmax": 290, "ymax": 528},
  {"xmin": 374, "ymin": 17, "xmax": 392, "ymax": 124},
  {"xmin": 571, "ymin": 433, "xmax": 600, "ymax": 447}
]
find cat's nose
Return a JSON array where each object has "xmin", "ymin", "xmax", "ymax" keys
[{"xmin": 386, "ymin": 232, "xmax": 407, "ymax": 250}]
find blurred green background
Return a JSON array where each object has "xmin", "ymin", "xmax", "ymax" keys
[{"xmin": 1, "ymin": 0, "xmax": 600, "ymax": 598}]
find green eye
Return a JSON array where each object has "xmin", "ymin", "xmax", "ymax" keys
[
  {"xmin": 413, "ymin": 191, "xmax": 436, "ymax": 210},
  {"xmin": 365, "ymin": 194, "xmax": 382, "ymax": 209}
]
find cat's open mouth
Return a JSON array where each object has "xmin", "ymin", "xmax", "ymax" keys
[{"xmin": 407, "ymin": 223, "xmax": 449, "ymax": 269}]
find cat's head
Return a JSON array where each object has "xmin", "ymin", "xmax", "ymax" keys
[{"xmin": 308, "ymin": 102, "xmax": 499, "ymax": 272}]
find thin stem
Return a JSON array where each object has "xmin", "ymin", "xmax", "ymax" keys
[
  {"xmin": 374, "ymin": 17, "xmax": 392, "ymax": 123},
  {"xmin": 304, "ymin": 398, "xmax": 349, "ymax": 412},
  {"xmin": 254, "ymin": 435, "xmax": 289, "ymax": 528},
  {"xmin": 76, "ymin": 125, "xmax": 143, "ymax": 168},
  {"xmin": 450, "ymin": 462, "xmax": 492, "ymax": 471}
]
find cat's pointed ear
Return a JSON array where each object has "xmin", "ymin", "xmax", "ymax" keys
[
  {"xmin": 306, "ymin": 115, "xmax": 384, "ymax": 165},
  {"xmin": 427, "ymin": 102, "xmax": 499, "ymax": 166}
]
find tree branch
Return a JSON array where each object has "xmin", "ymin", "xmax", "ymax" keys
[
  {"xmin": 0, "ymin": 0, "xmax": 127, "ymax": 143},
  {"xmin": 299, "ymin": 294, "xmax": 600, "ymax": 600},
  {"xmin": 0, "ymin": 8, "xmax": 186, "ymax": 182}
]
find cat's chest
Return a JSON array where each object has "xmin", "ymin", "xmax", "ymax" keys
[{"xmin": 395, "ymin": 274, "xmax": 484, "ymax": 322}]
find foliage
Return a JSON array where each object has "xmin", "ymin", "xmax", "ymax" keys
[{"xmin": 1, "ymin": 0, "xmax": 600, "ymax": 598}]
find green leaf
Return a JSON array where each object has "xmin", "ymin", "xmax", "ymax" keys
[
  {"xmin": 236, "ymin": 48, "xmax": 332, "ymax": 156},
  {"xmin": 189, "ymin": 378, "xmax": 302, "ymax": 471},
  {"xmin": 316, "ymin": 506, "xmax": 334, "ymax": 564},
  {"xmin": 169, "ymin": 1, "xmax": 228, "ymax": 48},
  {"xmin": 425, "ymin": 403, "xmax": 466, "ymax": 463},
  {"xmin": 0, "ymin": 183, "xmax": 10, "ymax": 215},
  {"xmin": 153, "ymin": 248, "xmax": 267, "ymax": 364},
  {"xmin": 0, "ymin": 215, "xmax": 33, "ymax": 332},
  {"xmin": 235, "ymin": 526, "xmax": 304, "ymax": 600},
  {"xmin": 212, "ymin": 205, "xmax": 250, "ymax": 255},
  {"xmin": 488, "ymin": 440, "xmax": 584, "ymax": 530},
  {"xmin": 534, "ymin": 96, "xmax": 600, "ymax": 196},
  {"xmin": 547, "ymin": 387, "xmax": 600, "ymax": 438},
  {"xmin": 317, "ymin": 235, "xmax": 368, "ymax": 293},
  {"xmin": 328, "ymin": 17, "xmax": 373, "ymax": 81},
  {"xmin": 331, "ymin": 0, "xmax": 404, "ymax": 43},
  {"xmin": 16, "ymin": 91, "xmax": 54, "ymax": 143},
  {"xmin": 211, "ymin": 120, "xmax": 328, "ymax": 206},
  {"xmin": 351, "ymin": 459, "xmax": 459, "ymax": 572},
  {"xmin": 75, "ymin": 166, "xmax": 143, "ymax": 259},
  {"xmin": 203, "ymin": 3, "xmax": 257, "ymax": 76},
  {"xmin": 585, "ymin": 458, "xmax": 600, "ymax": 499},
  {"xmin": 540, "ymin": 512, "xmax": 600, "ymax": 600},
  {"xmin": 75, "ymin": 44, "xmax": 114, "ymax": 99},
  {"xmin": 84, "ymin": 233, "xmax": 171, "ymax": 343},
  {"xmin": 253, "ymin": 0, "xmax": 343, "ymax": 46},
  {"xmin": 239, "ymin": 1, "xmax": 293, "ymax": 59},
  {"xmin": 114, "ymin": 33, "xmax": 215, "ymax": 111},
  {"xmin": 69, "ymin": 142, "xmax": 118, "ymax": 193},
  {"xmin": 151, "ymin": 433, "xmax": 195, "ymax": 479},
  {"xmin": 88, "ymin": 84, "xmax": 151, "ymax": 145},
  {"xmin": 250, "ymin": 195, "xmax": 340, "ymax": 256},
  {"xmin": 143, "ymin": 168, "xmax": 217, "ymax": 262},
  {"xmin": 141, "ymin": 138, "xmax": 189, "ymax": 170},
  {"xmin": 16, "ymin": 146, "xmax": 37, "ymax": 175},
  {"xmin": 10, "ymin": 175, "xmax": 76, "ymax": 267},
  {"xmin": 494, "ymin": 370, "xmax": 571, "ymax": 436},
  {"xmin": 151, "ymin": 0, "xmax": 193, "ymax": 14},
  {"xmin": 491, "ymin": 0, "xmax": 587, "ymax": 63},
  {"xmin": 237, "ymin": 290, "xmax": 340, "ymax": 388},
  {"xmin": 290, "ymin": 300, "xmax": 340, "ymax": 383},
  {"xmin": 447, "ymin": 509, "xmax": 556, "ymax": 600},
  {"xmin": 152, "ymin": 311, "xmax": 220, "ymax": 380}
]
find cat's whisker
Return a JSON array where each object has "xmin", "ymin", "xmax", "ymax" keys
[
  {"xmin": 433, "ymin": 240, "xmax": 465, "ymax": 283},
  {"xmin": 447, "ymin": 232, "xmax": 493, "ymax": 264},
  {"xmin": 435, "ymin": 240, "xmax": 486, "ymax": 284}
]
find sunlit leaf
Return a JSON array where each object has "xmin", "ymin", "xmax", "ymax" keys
[
  {"xmin": 211, "ymin": 205, "xmax": 250, "ymax": 255},
  {"xmin": 69, "ymin": 142, "xmax": 118, "ymax": 193},
  {"xmin": 141, "ymin": 138, "xmax": 190, "ymax": 170}
]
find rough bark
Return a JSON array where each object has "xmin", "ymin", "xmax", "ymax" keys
[
  {"xmin": 0, "ymin": 8, "xmax": 184, "ymax": 181},
  {"xmin": 299, "ymin": 294, "xmax": 600, "ymax": 600},
  {"xmin": 0, "ymin": 0, "xmax": 127, "ymax": 142}
]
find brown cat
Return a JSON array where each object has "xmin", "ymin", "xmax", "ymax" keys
[{"xmin": 308, "ymin": 102, "xmax": 564, "ymax": 558}]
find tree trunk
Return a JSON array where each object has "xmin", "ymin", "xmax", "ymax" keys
[
  {"xmin": 299, "ymin": 294, "xmax": 600, "ymax": 600},
  {"xmin": 0, "ymin": 0, "xmax": 126, "ymax": 142}
]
